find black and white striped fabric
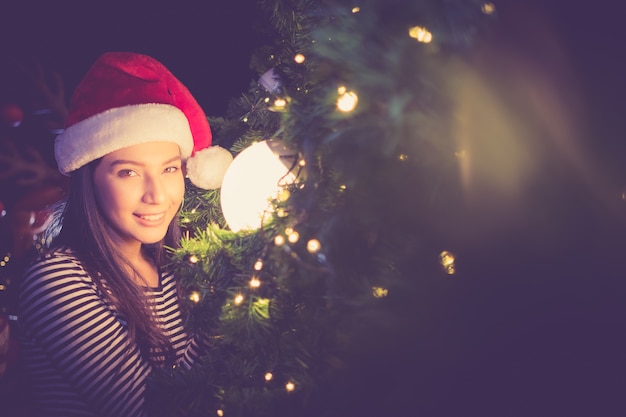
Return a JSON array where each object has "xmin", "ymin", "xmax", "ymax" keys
[{"xmin": 18, "ymin": 248, "xmax": 203, "ymax": 417}]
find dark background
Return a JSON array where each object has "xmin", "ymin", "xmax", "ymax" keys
[
  {"xmin": 0, "ymin": 0, "xmax": 623, "ymax": 141},
  {"xmin": 0, "ymin": 1, "xmax": 266, "ymax": 117}
]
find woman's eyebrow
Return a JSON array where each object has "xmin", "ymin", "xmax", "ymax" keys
[{"xmin": 109, "ymin": 155, "xmax": 182, "ymax": 167}]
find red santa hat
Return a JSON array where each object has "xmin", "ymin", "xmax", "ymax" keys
[{"xmin": 54, "ymin": 51, "xmax": 232, "ymax": 189}]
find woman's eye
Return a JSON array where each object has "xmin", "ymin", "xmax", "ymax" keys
[{"xmin": 117, "ymin": 169, "xmax": 137, "ymax": 177}]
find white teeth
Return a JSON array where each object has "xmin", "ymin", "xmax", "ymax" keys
[{"xmin": 139, "ymin": 213, "xmax": 164, "ymax": 221}]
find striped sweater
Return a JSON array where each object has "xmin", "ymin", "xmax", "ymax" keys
[{"xmin": 18, "ymin": 248, "xmax": 203, "ymax": 417}]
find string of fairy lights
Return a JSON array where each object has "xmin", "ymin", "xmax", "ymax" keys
[{"xmin": 174, "ymin": 3, "xmax": 493, "ymax": 407}]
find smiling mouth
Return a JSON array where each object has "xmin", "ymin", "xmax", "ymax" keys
[{"xmin": 136, "ymin": 213, "xmax": 165, "ymax": 221}]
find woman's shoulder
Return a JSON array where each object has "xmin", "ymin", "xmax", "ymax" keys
[
  {"xmin": 26, "ymin": 246, "xmax": 83, "ymax": 270},
  {"xmin": 21, "ymin": 246, "xmax": 89, "ymax": 287}
]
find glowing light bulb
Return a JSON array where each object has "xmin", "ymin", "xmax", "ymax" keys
[
  {"xmin": 234, "ymin": 294, "xmax": 244, "ymax": 304},
  {"xmin": 294, "ymin": 53, "xmax": 305, "ymax": 64},
  {"xmin": 189, "ymin": 254, "xmax": 199, "ymax": 264},
  {"xmin": 398, "ymin": 154, "xmax": 408, "ymax": 161},
  {"xmin": 307, "ymin": 239, "xmax": 321, "ymax": 253},
  {"xmin": 352, "ymin": 6, "xmax": 360, "ymax": 13},
  {"xmin": 372, "ymin": 286, "xmax": 389, "ymax": 298},
  {"xmin": 189, "ymin": 291, "xmax": 201, "ymax": 303},
  {"xmin": 337, "ymin": 90, "xmax": 358, "ymax": 112},
  {"xmin": 288, "ymin": 231, "xmax": 300, "ymax": 243},
  {"xmin": 250, "ymin": 277, "xmax": 261, "ymax": 288},
  {"xmin": 278, "ymin": 188, "xmax": 291, "ymax": 202},
  {"xmin": 265, "ymin": 372, "xmax": 273, "ymax": 381},
  {"xmin": 217, "ymin": 410, "xmax": 224, "ymax": 417},
  {"xmin": 286, "ymin": 381, "xmax": 295, "ymax": 391},
  {"xmin": 274, "ymin": 98, "xmax": 287, "ymax": 109},
  {"xmin": 275, "ymin": 235, "xmax": 286, "ymax": 246},
  {"xmin": 254, "ymin": 259, "xmax": 264, "ymax": 271},
  {"xmin": 439, "ymin": 250, "xmax": 456, "ymax": 275},
  {"xmin": 408, "ymin": 26, "xmax": 433, "ymax": 43}
]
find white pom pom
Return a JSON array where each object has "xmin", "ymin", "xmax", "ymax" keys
[{"xmin": 186, "ymin": 146, "xmax": 233, "ymax": 189}]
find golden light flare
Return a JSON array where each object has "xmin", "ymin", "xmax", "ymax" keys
[
  {"xmin": 352, "ymin": 6, "xmax": 360, "ymax": 13},
  {"xmin": 449, "ymin": 58, "xmax": 541, "ymax": 220},
  {"xmin": 188, "ymin": 254, "xmax": 199, "ymax": 264},
  {"xmin": 265, "ymin": 372, "xmax": 273, "ymax": 381},
  {"xmin": 285, "ymin": 381, "xmax": 296, "ymax": 392},
  {"xmin": 408, "ymin": 26, "xmax": 433, "ymax": 43},
  {"xmin": 372, "ymin": 286, "xmax": 389, "ymax": 298},
  {"xmin": 439, "ymin": 250, "xmax": 456, "ymax": 275},
  {"xmin": 482, "ymin": 2, "xmax": 496, "ymax": 14},
  {"xmin": 217, "ymin": 410, "xmax": 224, "ymax": 417},
  {"xmin": 249, "ymin": 277, "xmax": 261, "ymax": 288},
  {"xmin": 274, "ymin": 235, "xmax": 286, "ymax": 246},
  {"xmin": 234, "ymin": 294, "xmax": 244, "ymax": 304},
  {"xmin": 294, "ymin": 53, "xmax": 305, "ymax": 64}
]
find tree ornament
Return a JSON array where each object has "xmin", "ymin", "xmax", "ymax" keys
[
  {"xmin": 220, "ymin": 140, "xmax": 300, "ymax": 232},
  {"xmin": 258, "ymin": 68, "xmax": 283, "ymax": 94},
  {"xmin": 0, "ymin": 103, "xmax": 24, "ymax": 127}
]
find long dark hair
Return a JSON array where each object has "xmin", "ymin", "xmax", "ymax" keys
[{"xmin": 49, "ymin": 159, "xmax": 181, "ymax": 366}]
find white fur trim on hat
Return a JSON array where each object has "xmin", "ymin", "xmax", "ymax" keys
[
  {"xmin": 186, "ymin": 145, "xmax": 233, "ymax": 189},
  {"xmin": 55, "ymin": 103, "xmax": 193, "ymax": 174}
]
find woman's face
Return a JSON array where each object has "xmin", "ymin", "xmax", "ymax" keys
[{"xmin": 92, "ymin": 141, "xmax": 185, "ymax": 250}]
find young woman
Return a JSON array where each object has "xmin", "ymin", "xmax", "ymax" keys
[{"xmin": 17, "ymin": 52, "xmax": 230, "ymax": 417}]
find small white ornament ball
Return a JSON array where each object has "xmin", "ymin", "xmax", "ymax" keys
[{"xmin": 186, "ymin": 146, "xmax": 233, "ymax": 189}]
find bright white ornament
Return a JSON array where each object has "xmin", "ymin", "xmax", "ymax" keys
[{"xmin": 220, "ymin": 140, "xmax": 299, "ymax": 232}]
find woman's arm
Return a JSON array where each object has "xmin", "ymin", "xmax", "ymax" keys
[{"xmin": 19, "ymin": 252, "xmax": 151, "ymax": 417}]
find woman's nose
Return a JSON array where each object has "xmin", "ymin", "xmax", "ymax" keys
[{"xmin": 143, "ymin": 176, "xmax": 167, "ymax": 204}]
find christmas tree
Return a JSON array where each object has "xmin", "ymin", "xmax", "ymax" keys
[{"xmin": 147, "ymin": 1, "xmax": 496, "ymax": 416}]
